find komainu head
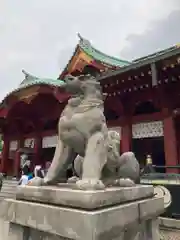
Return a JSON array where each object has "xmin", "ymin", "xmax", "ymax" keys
[{"xmin": 63, "ymin": 74, "xmax": 103, "ymax": 98}]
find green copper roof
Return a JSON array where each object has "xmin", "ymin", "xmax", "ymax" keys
[
  {"xmin": 20, "ymin": 70, "xmax": 65, "ymax": 87},
  {"xmin": 98, "ymin": 44, "xmax": 180, "ymax": 81},
  {"xmin": 2, "ymin": 70, "xmax": 65, "ymax": 102},
  {"xmin": 133, "ymin": 45, "xmax": 180, "ymax": 63},
  {"xmin": 78, "ymin": 33, "xmax": 131, "ymax": 67},
  {"xmin": 19, "ymin": 70, "xmax": 65, "ymax": 88}
]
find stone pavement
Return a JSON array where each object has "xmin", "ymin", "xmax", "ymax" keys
[
  {"xmin": 0, "ymin": 218, "xmax": 9, "ymax": 239},
  {"xmin": 160, "ymin": 229, "xmax": 180, "ymax": 239},
  {"xmin": 159, "ymin": 217, "xmax": 180, "ymax": 239}
]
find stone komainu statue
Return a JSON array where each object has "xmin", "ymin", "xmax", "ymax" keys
[{"xmin": 30, "ymin": 74, "xmax": 140, "ymax": 190}]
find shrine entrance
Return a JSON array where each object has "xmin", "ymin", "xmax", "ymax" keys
[
  {"xmin": 41, "ymin": 135, "xmax": 57, "ymax": 167},
  {"xmin": 132, "ymin": 137, "xmax": 165, "ymax": 173},
  {"xmin": 41, "ymin": 148, "xmax": 55, "ymax": 166},
  {"xmin": 132, "ymin": 121, "xmax": 165, "ymax": 172}
]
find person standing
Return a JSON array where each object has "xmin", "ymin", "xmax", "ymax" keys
[
  {"xmin": 34, "ymin": 165, "xmax": 44, "ymax": 178},
  {"xmin": 22, "ymin": 159, "xmax": 31, "ymax": 176},
  {"xmin": 18, "ymin": 156, "xmax": 32, "ymax": 186},
  {"xmin": 44, "ymin": 161, "xmax": 51, "ymax": 176}
]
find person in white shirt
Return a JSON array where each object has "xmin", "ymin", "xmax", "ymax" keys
[{"xmin": 18, "ymin": 174, "xmax": 29, "ymax": 186}]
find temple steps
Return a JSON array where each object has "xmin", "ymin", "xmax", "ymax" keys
[{"xmin": 0, "ymin": 180, "xmax": 18, "ymax": 201}]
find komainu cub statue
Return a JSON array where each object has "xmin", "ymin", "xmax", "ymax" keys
[{"xmin": 30, "ymin": 74, "xmax": 140, "ymax": 190}]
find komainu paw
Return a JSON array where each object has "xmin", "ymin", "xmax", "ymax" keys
[
  {"xmin": 67, "ymin": 176, "xmax": 80, "ymax": 183},
  {"xmin": 28, "ymin": 177, "xmax": 44, "ymax": 186},
  {"xmin": 115, "ymin": 178, "xmax": 135, "ymax": 187},
  {"xmin": 76, "ymin": 179, "xmax": 105, "ymax": 190}
]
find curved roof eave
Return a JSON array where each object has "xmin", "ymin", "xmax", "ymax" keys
[
  {"xmin": 59, "ymin": 34, "xmax": 132, "ymax": 78},
  {"xmin": 77, "ymin": 33, "xmax": 131, "ymax": 67},
  {"xmin": 1, "ymin": 78, "xmax": 65, "ymax": 105}
]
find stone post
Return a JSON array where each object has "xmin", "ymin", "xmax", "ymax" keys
[{"xmin": 0, "ymin": 184, "xmax": 164, "ymax": 240}]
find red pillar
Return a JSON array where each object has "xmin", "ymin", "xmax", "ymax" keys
[
  {"xmin": 121, "ymin": 120, "xmax": 132, "ymax": 153},
  {"xmin": 14, "ymin": 138, "xmax": 24, "ymax": 177},
  {"xmin": 33, "ymin": 136, "xmax": 42, "ymax": 167},
  {"xmin": 163, "ymin": 116, "xmax": 178, "ymax": 173},
  {"xmin": 0, "ymin": 136, "xmax": 9, "ymax": 174}
]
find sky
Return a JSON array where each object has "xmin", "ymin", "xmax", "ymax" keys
[{"xmin": 0, "ymin": 0, "xmax": 180, "ymax": 101}]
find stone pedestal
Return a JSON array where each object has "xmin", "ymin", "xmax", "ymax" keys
[{"xmin": 0, "ymin": 184, "xmax": 164, "ymax": 240}]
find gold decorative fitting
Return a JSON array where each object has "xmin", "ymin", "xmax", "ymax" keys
[
  {"xmin": 171, "ymin": 64, "xmax": 174, "ymax": 68},
  {"xmin": 146, "ymin": 156, "xmax": 152, "ymax": 165}
]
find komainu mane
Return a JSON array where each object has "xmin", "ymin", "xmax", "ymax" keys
[{"xmin": 29, "ymin": 74, "xmax": 140, "ymax": 190}]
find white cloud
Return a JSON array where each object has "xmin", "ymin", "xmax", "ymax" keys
[
  {"xmin": 121, "ymin": 9, "xmax": 180, "ymax": 59},
  {"xmin": 0, "ymin": 0, "xmax": 180, "ymax": 100}
]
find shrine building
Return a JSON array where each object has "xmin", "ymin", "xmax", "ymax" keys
[{"xmin": 0, "ymin": 34, "xmax": 180, "ymax": 176}]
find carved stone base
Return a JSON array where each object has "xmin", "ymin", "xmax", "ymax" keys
[{"xmin": 0, "ymin": 185, "xmax": 164, "ymax": 240}]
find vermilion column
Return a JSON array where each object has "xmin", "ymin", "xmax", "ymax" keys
[
  {"xmin": 0, "ymin": 136, "xmax": 9, "ymax": 174},
  {"xmin": 163, "ymin": 115, "xmax": 178, "ymax": 173},
  {"xmin": 33, "ymin": 136, "xmax": 42, "ymax": 167},
  {"xmin": 14, "ymin": 138, "xmax": 24, "ymax": 178},
  {"xmin": 121, "ymin": 121, "xmax": 132, "ymax": 153}
]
